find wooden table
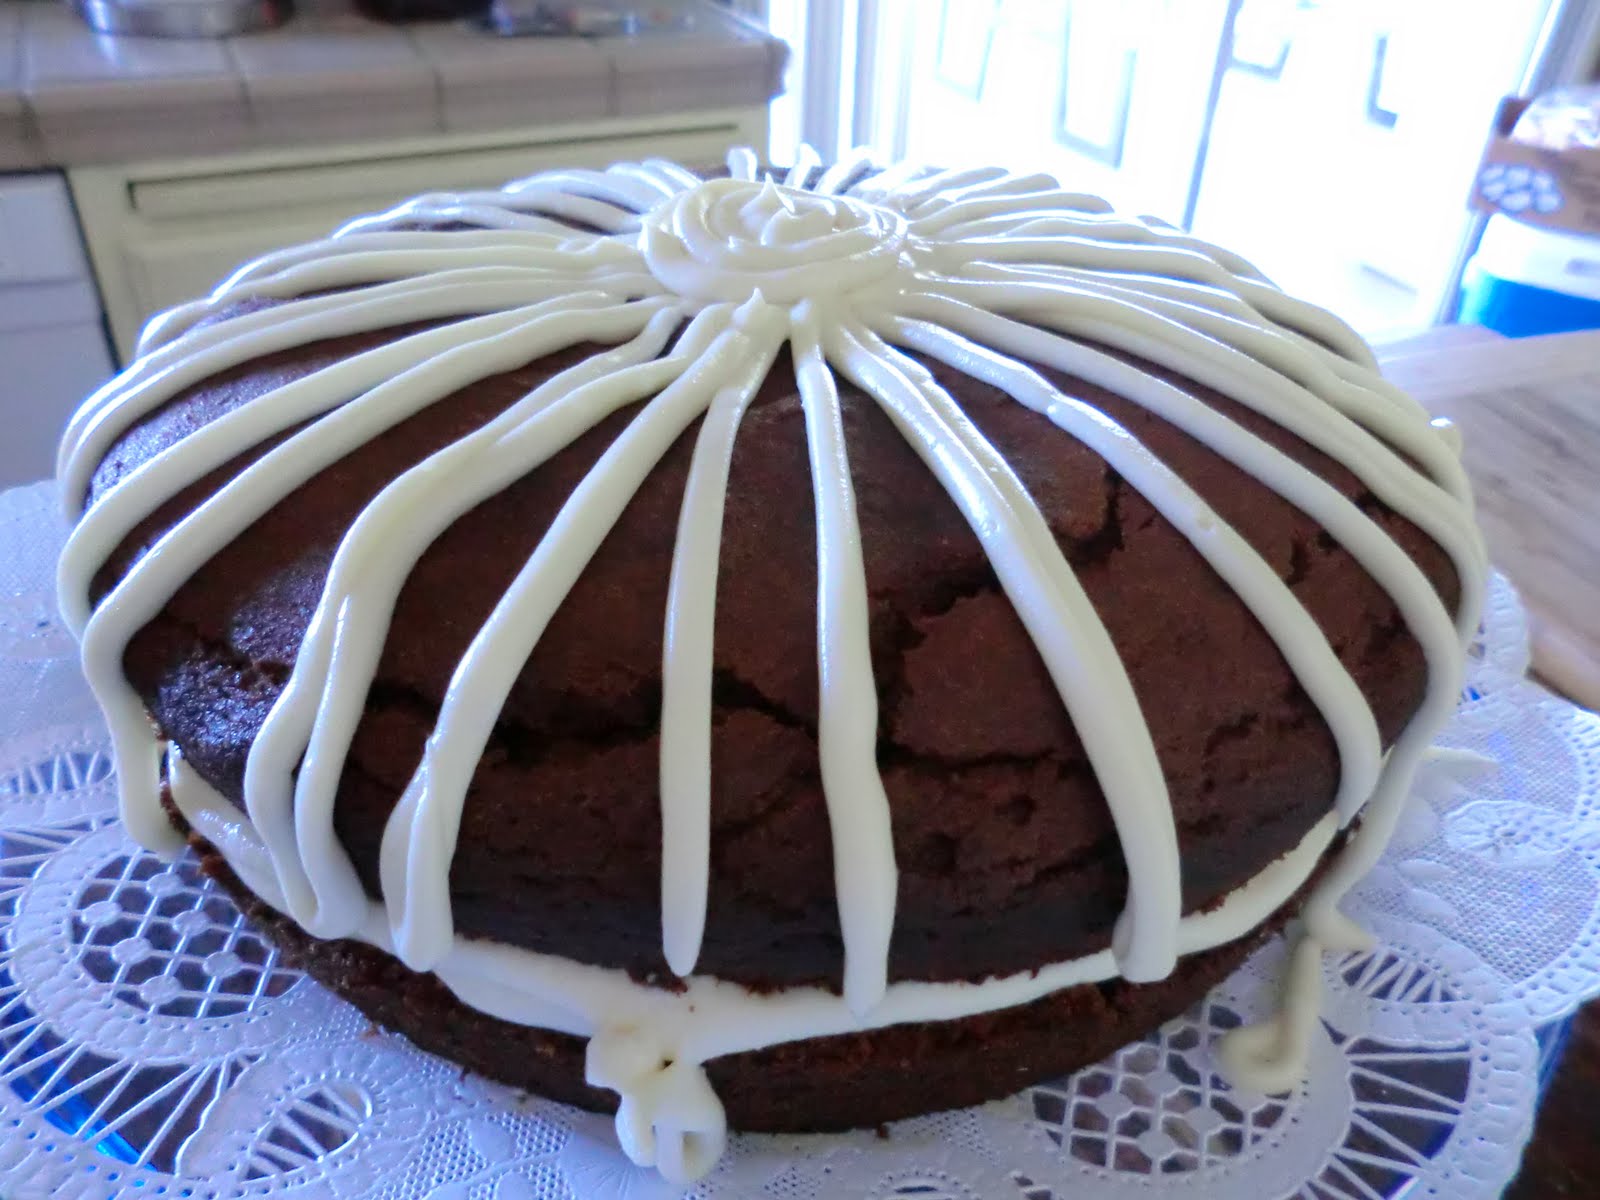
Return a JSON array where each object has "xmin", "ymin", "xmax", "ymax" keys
[
  {"xmin": 1378, "ymin": 326, "xmax": 1600, "ymax": 710},
  {"xmin": 1376, "ymin": 325, "xmax": 1600, "ymax": 1197}
]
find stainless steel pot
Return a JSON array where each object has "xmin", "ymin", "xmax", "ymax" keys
[{"xmin": 70, "ymin": 0, "xmax": 292, "ymax": 38}]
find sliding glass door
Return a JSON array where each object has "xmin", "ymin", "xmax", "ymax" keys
[{"xmin": 763, "ymin": 0, "xmax": 1591, "ymax": 340}]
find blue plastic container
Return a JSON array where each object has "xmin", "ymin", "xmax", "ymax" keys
[{"xmin": 1459, "ymin": 215, "xmax": 1600, "ymax": 337}]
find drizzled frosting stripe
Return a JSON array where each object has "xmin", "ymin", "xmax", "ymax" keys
[
  {"xmin": 930, "ymin": 277, "xmax": 1475, "ymax": 521},
  {"xmin": 884, "ymin": 316, "xmax": 1384, "ymax": 819},
  {"xmin": 382, "ymin": 305, "xmax": 790, "ymax": 973},
  {"xmin": 60, "ymin": 295, "xmax": 627, "ymax": 630},
  {"xmin": 789, "ymin": 305, "xmax": 898, "ymax": 1009},
  {"xmin": 61, "ymin": 148, "xmax": 1485, "ymax": 1183},
  {"xmin": 265, "ymin": 303, "xmax": 692, "ymax": 945},
  {"xmin": 75, "ymin": 299, "xmax": 646, "ymax": 855},
  {"xmin": 63, "ymin": 280, "xmax": 616, "ymax": 510},
  {"xmin": 657, "ymin": 333, "xmax": 763, "ymax": 978},
  {"xmin": 830, "ymin": 320, "xmax": 1180, "ymax": 983}
]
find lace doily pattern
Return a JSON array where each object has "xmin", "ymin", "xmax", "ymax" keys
[{"xmin": 0, "ymin": 481, "xmax": 1595, "ymax": 1199}]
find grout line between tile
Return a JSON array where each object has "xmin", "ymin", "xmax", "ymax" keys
[{"xmin": 403, "ymin": 26, "xmax": 449, "ymax": 134}]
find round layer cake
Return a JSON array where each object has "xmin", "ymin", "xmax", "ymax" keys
[{"xmin": 59, "ymin": 149, "xmax": 1484, "ymax": 1181}]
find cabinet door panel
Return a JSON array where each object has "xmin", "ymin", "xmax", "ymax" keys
[{"xmin": 122, "ymin": 216, "xmax": 351, "ymax": 331}]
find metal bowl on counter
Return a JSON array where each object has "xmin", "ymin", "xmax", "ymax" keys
[
  {"xmin": 70, "ymin": 0, "xmax": 292, "ymax": 38},
  {"xmin": 475, "ymin": 0, "xmax": 700, "ymax": 38}
]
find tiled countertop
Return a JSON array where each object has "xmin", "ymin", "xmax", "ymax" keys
[{"xmin": 0, "ymin": 0, "xmax": 785, "ymax": 168}]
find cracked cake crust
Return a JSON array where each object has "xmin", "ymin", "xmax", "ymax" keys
[{"xmin": 85, "ymin": 321, "xmax": 1458, "ymax": 995}]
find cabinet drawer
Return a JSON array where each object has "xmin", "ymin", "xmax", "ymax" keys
[
  {"xmin": 122, "ymin": 214, "xmax": 352, "ymax": 326},
  {"xmin": 70, "ymin": 108, "xmax": 770, "ymax": 359},
  {"xmin": 0, "ymin": 175, "xmax": 93, "ymax": 285},
  {"xmin": 126, "ymin": 125, "xmax": 747, "ymax": 223}
]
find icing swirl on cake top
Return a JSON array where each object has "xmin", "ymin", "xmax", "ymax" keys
[{"xmin": 642, "ymin": 175, "xmax": 910, "ymax": 303}]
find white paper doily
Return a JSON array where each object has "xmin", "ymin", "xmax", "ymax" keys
[{"xmin": 1, "ymin": 478, "xmax": 1597, "ymax": 1200}]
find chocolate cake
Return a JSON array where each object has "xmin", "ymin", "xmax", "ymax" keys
[{"xmin": 57, "ymin": 148, "xmax": 1486, "ymax": 1182}]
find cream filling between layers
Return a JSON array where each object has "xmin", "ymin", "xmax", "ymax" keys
[{"xmin": 170, "ymin": 745, "xmax": 1337, "ymax": 1136}]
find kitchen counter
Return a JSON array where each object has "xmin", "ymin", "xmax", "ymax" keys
[
  {"xmin": 1378, "ymin": 325, "xmax": 1600, "ymax": 712},
  {"xmin": 0, "ymin": 0, "xmax": 785, "ymax": 168}
]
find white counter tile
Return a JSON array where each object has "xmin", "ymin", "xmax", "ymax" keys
[
  {"xmin": 229, "ymin": 8, "xmax": 439, "ymax": 144},
  {"xmin": 23, "ymin": 1, "xmax": 250, "ymax": 163},
  {"xmin": 604, "ymin": 28, "xmax": 782, "ymax": 118},
  {"xmin": 408, "ymin": 22, "xmax": 610, "ymax": 132},
  {"xmin": 2, "ymin": 0, "xmax": 784, "ymax": 165},
  {"xmin": 24, "ymin": 1, "xmax": 233, "ymax": 82}
]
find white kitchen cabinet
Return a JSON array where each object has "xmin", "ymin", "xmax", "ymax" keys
[
  {"xmin": 70, "ymin": 107, "xmax": 769, "ymax": 361},
  {"xmin": 0, "ymin": 173, "xmax": 115, "ymax": 488}
]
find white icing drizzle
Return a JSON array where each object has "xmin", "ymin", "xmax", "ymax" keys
[
  {"xmin": 884, "ymin": 316, "xmax": 1383, "ymax": 821},
  {"xmin": 1215, "ymin": 930, "xmax": 1327, "ymax": 1094},
  {"xmin": 167, "ymin": 744, "xmax": 1342, "ymax": 1170},
  {"xmin": 829, "ymin": 319, "xmax": 1180, "ymax": 983},
  {"xmin": 61, "ymin": 149, "xmax": 1485, "ymax": 1183}
]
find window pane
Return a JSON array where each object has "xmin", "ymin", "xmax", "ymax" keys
[{"xmin": 846, "ymin": 0, "xmax": 1559, "ymax": 339}]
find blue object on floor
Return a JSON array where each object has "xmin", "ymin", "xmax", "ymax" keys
[{"xmin": 1459, "ymin": 215, "xmax": 1600, "ymax": 338}]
